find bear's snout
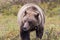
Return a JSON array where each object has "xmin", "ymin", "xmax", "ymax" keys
[
  {"xmin": 22, "ymin": 22, "xmax": 30, "ymax": 31},
  {"xmin": 22, "ymin": 27, "xmax": 27, "ymax": 31}
]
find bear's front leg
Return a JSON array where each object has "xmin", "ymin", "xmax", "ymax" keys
[
  {"xmin": 36, "ymin": 25, "xmax": 44, "ymax": 39},
  {"xmin": 20, "ymin": 31, "xmax": 30, "ymax": 40}
]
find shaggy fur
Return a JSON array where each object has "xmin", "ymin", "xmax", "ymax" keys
[{"xmin": 17, "ymin": 3, "xmax": 45, "ymax": 40}]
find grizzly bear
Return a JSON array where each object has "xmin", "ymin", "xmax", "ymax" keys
[{"xmin": 17, "ymin": 3, "xmax": 45, "ymax": 40}]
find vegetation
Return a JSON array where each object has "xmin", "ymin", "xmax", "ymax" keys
[{"xmin": 0, "ymin": 0, "xmax": 60, "ymax": 40}]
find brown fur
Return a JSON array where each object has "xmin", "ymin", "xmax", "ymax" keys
[{"xmin": 17, "ymin": 3, "xmax": 45, "ymax": 40}]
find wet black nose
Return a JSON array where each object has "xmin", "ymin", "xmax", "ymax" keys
[{"xmin": 23, "ymin": 27, "xmax": 27, "ymax": 31}]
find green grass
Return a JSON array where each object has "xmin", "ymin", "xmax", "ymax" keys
[
  {"xmin": 0, "ymin": 3, "xmax": 60, "ymax": 40},
  {"xmin": 0, "ymin": 1, "xmax": 60, "ymax": 40},
  {"xmin": 0, "ymin": 14, "xmax": 60, "ymax": 40},
  {"xmin": 0, "ymin": 15, "xmax": 19, "ymax": 40}
]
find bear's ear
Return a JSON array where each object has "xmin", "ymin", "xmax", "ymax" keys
[
  {"xmin": 35, "ymin": 13, "xmax": 39, "ymax": 20},
  {"xmin": 24, "ymin": 11, "xmax": 27, "ymax": 16}
]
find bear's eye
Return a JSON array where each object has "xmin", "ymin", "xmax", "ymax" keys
[{"xmin": 28, "ymin": 21, "xmax": 34, "ymax": 26}]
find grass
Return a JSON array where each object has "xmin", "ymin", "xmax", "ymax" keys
[
  {"xmin": 0, "ymin": 14, "xmax": 60, "ymax": 40},
  {"xmin": 0, "ymin": 15, "xmax": 19, "ymax": 40},
  {"xmin": 0, "ymin": 3, "xmax": 60, "ymax": 39},
  {"xmin": 0, "ymin": 1, "xmax": 60, "ymax": 40}
]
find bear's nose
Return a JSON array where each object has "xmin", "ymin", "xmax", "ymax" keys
[{"xmin": 23, "ymin": 27, "xmax": 27, "ymax": 31}]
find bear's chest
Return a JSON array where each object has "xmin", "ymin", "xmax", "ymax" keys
[{"xmin": 29, "ymin": 26, "xmax": 38, "ymax": 31}]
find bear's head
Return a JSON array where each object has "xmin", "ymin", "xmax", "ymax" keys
[{"xmin": 21, "ymin": 7, "xmax": 40, "ymax": 31}]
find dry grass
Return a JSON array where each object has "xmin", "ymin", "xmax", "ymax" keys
[{"xmin": 0, "ymin": 15, "xmax": 60, "ymax": 40}]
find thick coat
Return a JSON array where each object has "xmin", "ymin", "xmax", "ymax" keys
[{"xmin": 17, "ymin": 3, "xmax": 45, "ymax": 40}]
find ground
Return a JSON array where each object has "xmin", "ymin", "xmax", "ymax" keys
[{"xmin": 0, "ymin": 14, "xmax": 60, "ymax": 40}]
